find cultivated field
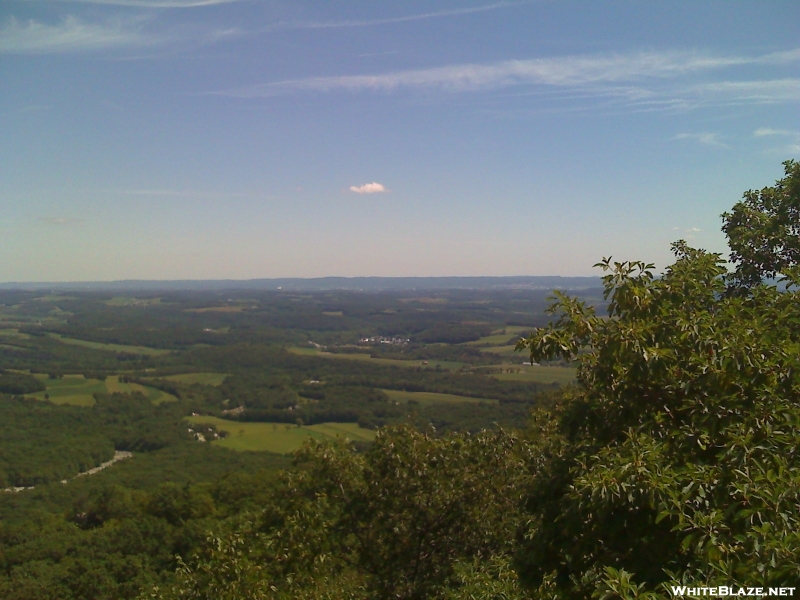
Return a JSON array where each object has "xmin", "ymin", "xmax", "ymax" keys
[
  {"xmin": 27, "ymin": 374, "xmax": 178, "ymax": 406},
  {"xmin": 465, "ymin": 326, "xmax": 532, "ymax": 346},
  {"xmin": 48, "ymin": 334, "xmax": 171, "ymax": 356},
  {"xmin": 159, "ymin": 372, "xmax": 228, "ymax": 386},
  {"xmin": 479, "ymin": 345, "xmax": 521, "ymax": 358},
  {"xmin": 382, "ymin": 389, "xmax": 497, "ymax": 405},
  {"xmin": 288, "ymin": 346, "xmax": 463, "ymax": 370},
  {"xmin": 185, "ymin": 415, "xmax": 375, "ymax": 453},
  {"xmin": 489, "ymin": 366, "xmax": 577, "ymax": 385},
  {"xmin": 105, "ymin": 375, "xmax": 178, "ymax": 404},
  {"xmin": 104, "ymin": 296, "xmax": 163, "ymax": 306},
  {"xmin": 28, "ymin": 375, "xmax": 107, "ymax": 406},
  {"xmin": 0, "ymin": 328, "xmax": 30, "ymax": 339}
]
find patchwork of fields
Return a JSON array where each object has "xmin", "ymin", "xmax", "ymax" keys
[
  {"xmin": 28, "ymin": 374, "xmax": 178, "ymax": 406},
  {"xmin": 185, "ymin": 415, "xmax": 376, "ymax": 453}
]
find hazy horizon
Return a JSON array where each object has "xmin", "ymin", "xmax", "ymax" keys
[
  {"xmin": 2, "ymin": 1, "xmax": 798, "ymax": 281},
  {"xmin": 0, "ymin": 275, "xmax": 604, "ymax": 293}
]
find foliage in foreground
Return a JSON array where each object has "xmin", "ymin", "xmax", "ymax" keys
[
  {"xmin": 150, "ymin": 427, "xmax": 528, "ymax": 600},
  {"xmin": 515, "ymin": 160, "xmax": 800, "ymax": 596}
]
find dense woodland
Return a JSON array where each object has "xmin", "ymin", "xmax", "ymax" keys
[{"xmin": 1, "ymin": 161, "xmax": 798, "ymax": 598}]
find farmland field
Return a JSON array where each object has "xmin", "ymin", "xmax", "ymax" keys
[
  {"xmin": 479, "ymin": 345, "xmax": 520, "ymax": 358},
  {"xmin": 465, "ymin": 326, "xmax": 532, "ymax": 346},
  {"xmin": 0, "ymin": 328, "xmax": 29, "ymax": 339},
  {"xmin": 104, "ymin": 296, "xmax": 162, "ymax": 306},
  {"xmin": 28, "ymin": 375, "xmax": 107, "ymax": 406},
  {"xmin": 48, "ymin": 334, "xmax": 171, "ymax": 356},
  {"xmin": 26, "ymin": 374, "xmax": 178, "ymax": 406},
  {"xmin": 382, "ymin": 389, "xmax": 497, "ymax": 405},
  {"xmin": 159, "ymin": 372, "xmax": 228, "ymax": 386},
  {"xmin": 489, "ymin": 366, "xmax": 577, "ymax": 385},
  {"xmin": 288, "ymin": 346, "xmax": 463, "ymax": 370},
  {"xmin": 185, "ymin": 415, "xmax": 375, "ymax": 453},
  {"xmin": 185, "ymin": 306, "xmax": 244, "ymax": 313},
  {"xmin": 105, "ymin": 375, "xmax": 178, "ymax": 404}
]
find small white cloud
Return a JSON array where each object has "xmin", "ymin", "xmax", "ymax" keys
[
  {"xmin": 685, "ymin": 227, "xmax": 702, "ymax": 233},
  {"xmin": 672, "ymin": 132, "xmax": 729, "ymax": 148},
  {"xmin": 349, "ymin": 182, "xmax": 387, "ymax": 194}
]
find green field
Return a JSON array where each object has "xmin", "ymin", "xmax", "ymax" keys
[
  {"xmin": 0, "ymin": 328, "xmax": 29, "ymax": 339},
  {"xmin": 33, "ymin": 295, "xmax": 78, "ymax": 303},
  {"xmin": 480, "ymin": 345, "xmax": 521, "ymax": 358},
  {"xmin": 185, "ymin": 416, "xmax": 375, "ymax": 453},
  {"xmin": 48, "ymin": 333, "xmax": 171, "ymax": 356},
  {"xmin": 382, "ymin": 389, "xmax": 497, "ymax": 405},
  {"xmin": 288, "ymin": 346, "xmax": 463, "ymax": 370},
  {"xmin": 489, "ymin": 366, "xmax": 577, "ymax": 385},
  {"xmin": 158, "ymin": 372, "xmax": 229, "ymax": 386},
  {"xmin": 465, "ymin": 326, "xmax": 532, "ymax": 346},
  {"xmin": 28, "ymin": 375, "xmax": 108, "ymax": 406},
  {"xmin": 27, "ymin": 374, "xmax": 178, "ymax": 406},
  {"xmin": 105, "ymin": 375, "xmax": 178, "ymax": 404},
  {"xmin": 104, "ymin": 296, "xmax": 162, "ymax": 306}
]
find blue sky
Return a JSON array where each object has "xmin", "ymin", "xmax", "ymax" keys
[{"xmin": 1, "ymin": 1, "xmax": 799, "ymax": 281}]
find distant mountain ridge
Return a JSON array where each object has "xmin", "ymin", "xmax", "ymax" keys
[{"xmin": 0, "ymin": 276, "xmax": 602, "ymax": 292}]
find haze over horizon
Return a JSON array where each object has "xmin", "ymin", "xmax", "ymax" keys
[{"xmin": 2, "ymin": 1, "xmax": 799, "ymax": 282}]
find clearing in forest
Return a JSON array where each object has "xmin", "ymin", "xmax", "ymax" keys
[{"xmin": 185, "ymin": 415, "xmax": 375, "ymax": 453}]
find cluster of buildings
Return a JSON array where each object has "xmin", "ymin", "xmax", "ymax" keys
[{"xmin": 359, "ymin": 337, "xmax": 410, "ymax": 345}]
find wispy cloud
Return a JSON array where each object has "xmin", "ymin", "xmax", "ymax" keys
[
  {"xmin": 294, "ymin": 1, "xmax": 525, "ymax": 30},
  {"xmin": 754, "ymin": 127, "xmax": 799, "ymax": 137},
  {"xmin": 691, "ymin": 78, "xmax": 800, "ymax": 104},
  {"xmin": 25, "ymin": 0, "xmax": 240, "ymax": 7},
  {"xmin": 753, "ymin": 127, "xmax": 800, "ymax": 156},
  {"xmin": 210, "ymin": 48, "xmax": 800, "ymax": 111},
  {"xmin": 217, "ymin": 51, "xmax": 750, "ymax": 96},
  {"xmin": 349, "ymin": 182, "xmax": 387, "ymax": 194},
  {"xmin": 673, "ymin": 133, "xmax": 729, "ymax": 148},
  {"xmin": 0, "ymin": 16, "xmax": 155, "ymax": 54}
]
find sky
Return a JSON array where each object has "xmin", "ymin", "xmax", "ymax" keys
[{"xmin": 1, "ymin": 0, "xmax": 799, "ymax": 282}]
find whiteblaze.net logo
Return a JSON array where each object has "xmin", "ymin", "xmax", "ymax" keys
[{"xmin": 670, "ymin": 587, "xmax": 796, "ymax": 598}]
